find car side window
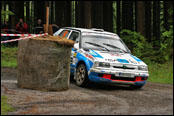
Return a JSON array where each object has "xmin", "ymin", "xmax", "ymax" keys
[
  {"xmin": 58, "ymin": 30, "xmax": 71, "ymax": 38},
  {"xmin": 69, "ymin": 31, "xmax": 80, "ymax": 42}
]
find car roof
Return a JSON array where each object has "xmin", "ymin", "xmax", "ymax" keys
[{"xmin": 61, "ymin": 27, "xmax": 119, "ymax": 37}]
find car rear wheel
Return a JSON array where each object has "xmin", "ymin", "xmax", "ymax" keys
[{"xmin": 76, "ymin": 63, "xmax": 89, "ymax": 86}]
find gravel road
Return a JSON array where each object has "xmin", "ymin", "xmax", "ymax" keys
[{"xmin": 1, "ymin": 67, "xmax": 173, "ymax": 115}]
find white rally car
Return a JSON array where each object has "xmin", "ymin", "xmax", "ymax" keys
[{"xmin": 54, "ymin": 27, "xmax": 149, "ymax": 89}]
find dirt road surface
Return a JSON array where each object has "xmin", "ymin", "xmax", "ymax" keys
[{"xmin": 1, "ymin": 67, "xmax": 173, "ymax": 115}]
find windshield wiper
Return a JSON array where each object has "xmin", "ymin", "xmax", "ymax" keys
[
  {"xmin": 85, "ymin": 42, "xmax": 110, "ymax": 52},
  {"xmin": 103, "ymin": 43, "xmax": 128, "ymax": 53}
]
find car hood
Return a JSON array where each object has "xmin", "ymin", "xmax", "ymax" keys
[{"xmin": 87, "ymin": 50, "xmax": 147, "ymax": 66}]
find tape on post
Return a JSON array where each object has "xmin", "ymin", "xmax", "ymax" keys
[
  {"xmin": 1, "ymin": 34, "xmax": 36, "ymax": 36},
  {"xmin": 1, "ymin": 33, "xmax": 48, "ymax": 43}
]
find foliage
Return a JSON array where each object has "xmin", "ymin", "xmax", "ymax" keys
[
  {"xmin": 159, "ymin": 25, "xmax": 173, "ymax": 61},
  {"xmin": 1, "ymin": 96, "xmax": 14, "ymax": 115},
  {"xmin": 120, "ymin": 28, "xmax": 173, "ymax": 64},
  {"xmin": 1, "ymin": 10, "xmax": 14, "ymax": 16},
  {"xmin": 1, "ymin": 10, "xmax": 14, "ymax": 22},
  {"xmin": 120, "ymin": 29, "xmax": 155, "ymax": 61}
]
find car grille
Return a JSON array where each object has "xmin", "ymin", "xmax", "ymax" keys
[{"xmin": 113, "ymin": 66, "xmax": 135, "ymax": 70}]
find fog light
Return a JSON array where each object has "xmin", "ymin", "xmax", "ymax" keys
[
  {"xmin": 102, "ymin": 74, "xmax": 111, "ymax": 79},
  {"xmin": 135, "ymin": 77, "xmax": 142, "ymax": 81}
]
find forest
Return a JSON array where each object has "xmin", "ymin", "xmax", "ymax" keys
[
  {"xmin": 1, "ymin": 1, "xmax": 173, "ymax": 63},
  {"xmin": 1, "ymin": 2, "xmax": 173, "ymax": 115}
]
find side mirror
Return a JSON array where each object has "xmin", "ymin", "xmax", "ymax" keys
[{"xmin": 74, "ymin": 43, "xmax": 79, "ymax": 50}]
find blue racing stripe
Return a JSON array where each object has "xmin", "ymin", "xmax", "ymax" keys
[
  {"xmin": 130, "ymin": 55, "xmax": 142, "ymax": 62},
  {"xmin": 89, "ymin": 50, "xmax": 103, "ymax": 58},
  {"xmin": 72, "ymin": 48, "xmax": 75, "ymax": 51}
]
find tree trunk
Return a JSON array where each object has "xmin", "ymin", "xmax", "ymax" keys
[
  {"xmin": 163, "ymin": 1, "xmax": 170, "ymax": 31},
  {"xmin": 153, "ymin": 1, "xmax": 160, "ymax": 43},
  {"xmin": 91, "ymin": 1, "xmax": 103, "ymax": 29},
  {"xmin": 55, "ymin": 1, "xmax": 65, "ymax": 27},
  {"xmin": 14, "ymin": 1, "xmax": 24, "ymax": 23},
  {"xmin": 83, "ymin": 1, "xmax": 92, "ymax": 28},
  {"xmin": 10, "ymin": 1, "xmax": 16, "ymax": 29},
  {"xmin": 34, "ymin": 1, "xmax": 46, "ymax": 23},
  {"xmin": 64, "ymin": 1, "xmax": 68, "ymax": 27},
  {"xmin": 145, "ymin": 1, "xmax": 152, "ymax": 42},
  {"xmin": 75, "ymin": 1, "xmax": 84, "ymax": 27},
  {"xmin": 136, "ymin": 1, "xmax": 145, "ymax": 36},
  {"xmin": 116, "ymin": 1, "xmax": 121, "ymax": 35},
  {"xmin": 26, "ymin": 1, "xmax": 30, "ymax": 32},
  {"xmin": 122, "ymin": 1, "xmax": 133, "ymax": 31},
  {"xmin": 66, "ymin": 1, "xmax": 72, "ymax": 27},
  {"xmin": 75, "ymin": 1, "xmax": 79, "ymax": 27},
  {"xmin": 51, "ymin": 1, "xmax": 54, "ymax": 24},
  {"xmin": 103, "ymin": 1, "xmax": 113, "ymax": 32}
]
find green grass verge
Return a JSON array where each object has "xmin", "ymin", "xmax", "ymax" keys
[
  {"xmin": 147, "ymin": 60, "xmax": 173, "ymax": 84},
  {"xmin": 1, "ymin": 45, "xmax": 18, "ymax": 68},
  {"xmin": 1, "ymin": 96, "xmax": 14, "ymax": 115}
]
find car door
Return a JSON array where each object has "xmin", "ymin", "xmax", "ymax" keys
[{"xmin": 68, "ymin": 30, "xmax": 80, "ymax": 74}]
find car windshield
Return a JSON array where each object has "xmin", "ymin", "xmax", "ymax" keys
[{"xmin": 81, "ymin": 34, "xmax": 129, "ymax": 53}]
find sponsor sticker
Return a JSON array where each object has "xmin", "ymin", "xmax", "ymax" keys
[
  {"xmin": 73, "ymin": 52, "xmax": 77, "ymax": 57},
  {"xmin": 117, "ymin": 59, "xmax": 129, "ymax": 63},
  {"xmin": 110, "ymin": 53, "xmax": 122, "ymax": 57},
  {"xmin": 128, "ymin": 59, "xmax": 137, "ymax": 64},
  {"xmin": 85, "ymin": 53, "xmax": 94, "ymax": 61},
  {"xmin": 105, "ymin": 59, "xmax": 117, "ymax": 62}
]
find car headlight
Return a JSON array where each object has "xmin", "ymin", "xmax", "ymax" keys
[
  {"xmin": 138, "ymin": 65, "xmax": 148, "ymax": 71},
  {"xmin": 94, "ymin": 62, "xmax": 110, "ymax": 68}
]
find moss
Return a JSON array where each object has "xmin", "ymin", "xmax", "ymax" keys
[{"xmin": 31, "ymin": 35, "xmax": 75, "ymax": 47}]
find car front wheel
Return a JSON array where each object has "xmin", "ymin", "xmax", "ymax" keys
[{"xmin": 76, "ymin": 63, "xmax": 89, "ymax": 86}]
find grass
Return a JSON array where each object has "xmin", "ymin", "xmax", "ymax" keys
[
  {"xmin": 1, "ymin": 96, "xmax": 14, "ymax": 115},
  {"xmin": 1, "ymin": 45, "xmax": 18, "ymax": 68},
  {"xmin": 147, "ymin": 60, "xmax": 173, "ymax": 84},
  {"xmin": 1, "ymin": 45, "xmax": 173, "ymax": 84}
]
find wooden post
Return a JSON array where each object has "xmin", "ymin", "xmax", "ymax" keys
[
  {"xmin": 44, "ymin": 6, "xmax": 53, "ymax": 35},
  {"xmin": 45, "ymin": 7, "xmax": 49, "ymax": 33},
  {"xmin": 48, "ymin": 24, "xmax": 53, "ymax": 35}
]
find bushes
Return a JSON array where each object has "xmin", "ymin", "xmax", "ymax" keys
[
  {"xmin": 120, "ymin": 29, "xmax": 173, "ymax": 64},
  {"xmin": 120, "ymin": 29, "xmax": 155, "ymax": 63},
  {"xmin": 159, "ymin": 26, "xmax": 173, "ymax": 61}
]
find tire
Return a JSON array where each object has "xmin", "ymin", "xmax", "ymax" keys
[
  {"xmin": 76, "ymin": 63, "xmax": 89, "ymax": 86},
  {"xmin": 130, "ymin": 85, "xmax": 143, "ymax": 89}
]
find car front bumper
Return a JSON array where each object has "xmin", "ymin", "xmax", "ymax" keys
[{"xmin": 88, "ymin": 68, "xmax": 149, "ymax": 86}]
